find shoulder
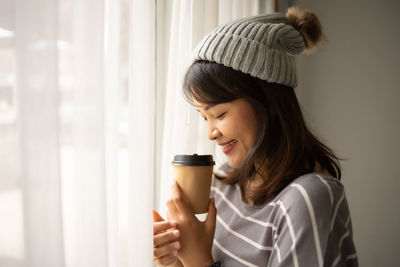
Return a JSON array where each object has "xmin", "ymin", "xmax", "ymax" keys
[
  {"xmin": 271, "ymin": 173, "xmax": 348, "ymax": 235},
  {"xmin": 269, "ymin": 174, "xmax": 355, "ymax": 265},
  {"xmin": 279, "ymin": 175, "xmax": 358, "ymax": 265},
  {"xmin": 277, "ymin": 173, "xmax": 344, "ymax": 213}
]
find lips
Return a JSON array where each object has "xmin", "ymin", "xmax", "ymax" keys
[
  {"xmin": 221, "ymin": 139, "xmax": 237, "ymax": 154},
  {"xmin": 218, "ymin": 139, "xmax": 235, "ymax": 146}
]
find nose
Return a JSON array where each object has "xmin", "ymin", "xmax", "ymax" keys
[{"xmin": 208, "ymin": 126, "xmax": 221, "ymax": 140}]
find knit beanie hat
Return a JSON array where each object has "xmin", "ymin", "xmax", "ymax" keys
[{"xmin": 192, "ymin": 7, "xmax": 324, "ymax": 88}]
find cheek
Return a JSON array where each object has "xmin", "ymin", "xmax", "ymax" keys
[
  {"xmin": 218, "ymin": 119, "xmax": 234, "ymax": 136},
  {"xmin": 219, "ymin": 109, "xmax": 258, "ymax": 149},
  {"xmin": 237, "ymin": 120, "xmax": 258, "ymax": 149}
]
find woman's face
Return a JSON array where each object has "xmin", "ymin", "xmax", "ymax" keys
[{"xmin": 195, "ymin": 98, "xmax": 259, "ymax": 168}]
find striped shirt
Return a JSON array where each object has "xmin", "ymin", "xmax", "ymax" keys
[{"xmin": 210, "ymin": 170, "xmax": 358, "ymax": 266}]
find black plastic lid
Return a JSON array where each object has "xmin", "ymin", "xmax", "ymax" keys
[{"xmin": 172, "ymin": 154, "xmax": 215, "ymax": 166}]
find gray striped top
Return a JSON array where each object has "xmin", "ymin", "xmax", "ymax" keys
[{"xmin": 210, "ymin": 171, "xmax": 358, "ymax": 266}]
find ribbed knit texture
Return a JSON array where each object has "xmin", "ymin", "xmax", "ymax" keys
[{"xmin": 193, "ymin": 13, "xmax": 306, "ymax": 88}]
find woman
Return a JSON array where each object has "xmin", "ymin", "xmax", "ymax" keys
[{"xmin": 153, "ymin": 7, "xmax": 358, "ymax": 267}]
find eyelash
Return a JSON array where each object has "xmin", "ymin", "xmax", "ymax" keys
[
  {"xmin": 216, "ymin": 112, "xmax": 226, "ymax": 119},
  {"xmin": 201, "ymin": 112, "xmax": 226, "ymax": 121}
]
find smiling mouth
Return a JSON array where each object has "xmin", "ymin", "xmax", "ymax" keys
[
  {"xmin": 222, "ymin": 139, "xmax": 237, "ymax": 154},
  {"xmin": 222, "ymin": 140, "xmax": 237, "ymax": 149}
]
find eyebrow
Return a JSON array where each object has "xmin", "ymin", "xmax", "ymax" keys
[{"xmin": 195, "ymin": 104, "xmax": 216, "ymax": 112}]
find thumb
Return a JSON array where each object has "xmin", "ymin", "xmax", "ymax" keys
[
  {"xmin": 153, "ymin": 209, "xmax": 165, "ymax": 222},
  {"xmin": 205, "ymin": 198, "xmax": 217, "ymax": 232}
]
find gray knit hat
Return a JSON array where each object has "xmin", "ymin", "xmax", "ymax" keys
[{"xmin": 192, "ymin": 7, "xmax": 323, "ymax": 88}]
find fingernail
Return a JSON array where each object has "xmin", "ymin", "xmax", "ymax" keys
[
  {"xmin": 174, "ymin": 242, "xmax": 180, "ymax": 249},
  {"xmin": 170, "ymin": 221, "xmax": 177, "ymax": 227}
]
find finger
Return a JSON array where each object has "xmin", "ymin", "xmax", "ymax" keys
[
  {"xmin": 171, "ymin": 180, "xmax": 196, "ymax": 218},
  {"xmin": 154, "ymin": 252, "xmax": 179, "ymax": 266},
  {"xmin": 166, "ymin": 210, "xmax": 171, "ymax": 221},
  {"xmin": 166, "ymin": 196, "xmax": 180, "ymax": 221},
  {"xmin": 154, "ymin": 229, "xmax": 180, "ymax": 247},
  {"xmin": 205, "ymin": 198, "xmax": 217, "ymax": 233},
  {"xmin": 153, "ymin": 241, "xmax": 180, "ymax": 258},
  {"xmin": 154, "ymin": 221, "xmax": 176, "ymax": 234},
  {"xmin": 153, "ymin": 209, "xmax": 165, "ymax": 222}
]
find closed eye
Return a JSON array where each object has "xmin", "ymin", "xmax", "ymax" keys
[{"xmin": 216, "ymin": 112, "xmax": 226, "ymax": 119}]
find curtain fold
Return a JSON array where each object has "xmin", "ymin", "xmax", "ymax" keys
[
  {"xmin": 128, "ymin": 0, "xmax": 156, "ymax": 266},
  {"xmin": 103, "ymin": 0, "xmax": 121, "ymax": 266},
  {"xmin": 74, "ymin": 0, "xmax": 108, "ymax": 265},
  {"xmin": 15, "ymin": 0, "xmax": 65, "ymax": 266}
]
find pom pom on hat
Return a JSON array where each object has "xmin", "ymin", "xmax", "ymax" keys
[{"xmin": 286, "ymin": 7, "xmax": 324, "ymax": 51}]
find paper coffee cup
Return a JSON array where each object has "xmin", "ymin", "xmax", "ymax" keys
[{"xmin": 172, "ymin": 154, "xmax": 215, "ymax": 214}]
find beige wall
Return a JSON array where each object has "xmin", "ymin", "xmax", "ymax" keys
[{"xmin": 296, "ymin": 0, "xmax": 400, "ymax": 266}]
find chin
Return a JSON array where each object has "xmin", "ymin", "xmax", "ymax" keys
[{"xmin": 227, "ymin": 157, "xmax": 244, "ymax": 169}]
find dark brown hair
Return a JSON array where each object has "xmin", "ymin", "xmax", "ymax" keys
[{"xmin": 183, "ymin": 61, "xmax": 341, "ymax": 204}]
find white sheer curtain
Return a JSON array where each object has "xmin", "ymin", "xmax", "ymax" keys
[
  {"xmin": 15, "ymin": 1, "xmax": 64, "ymax": 266},
  {"xmin": 128, "ymin": 0, "xmax": 155, "ymax": 266},
  {"xmin": 0, "ymin": 0, "xmax": 155, "ymax": 266},
  {"xmin": 0, "ymin": 0, "xmax": 273, "ymax": 266},
  {"xmin": 156, "ymin": 0, "xmax": 274, "ymax": 218}
]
